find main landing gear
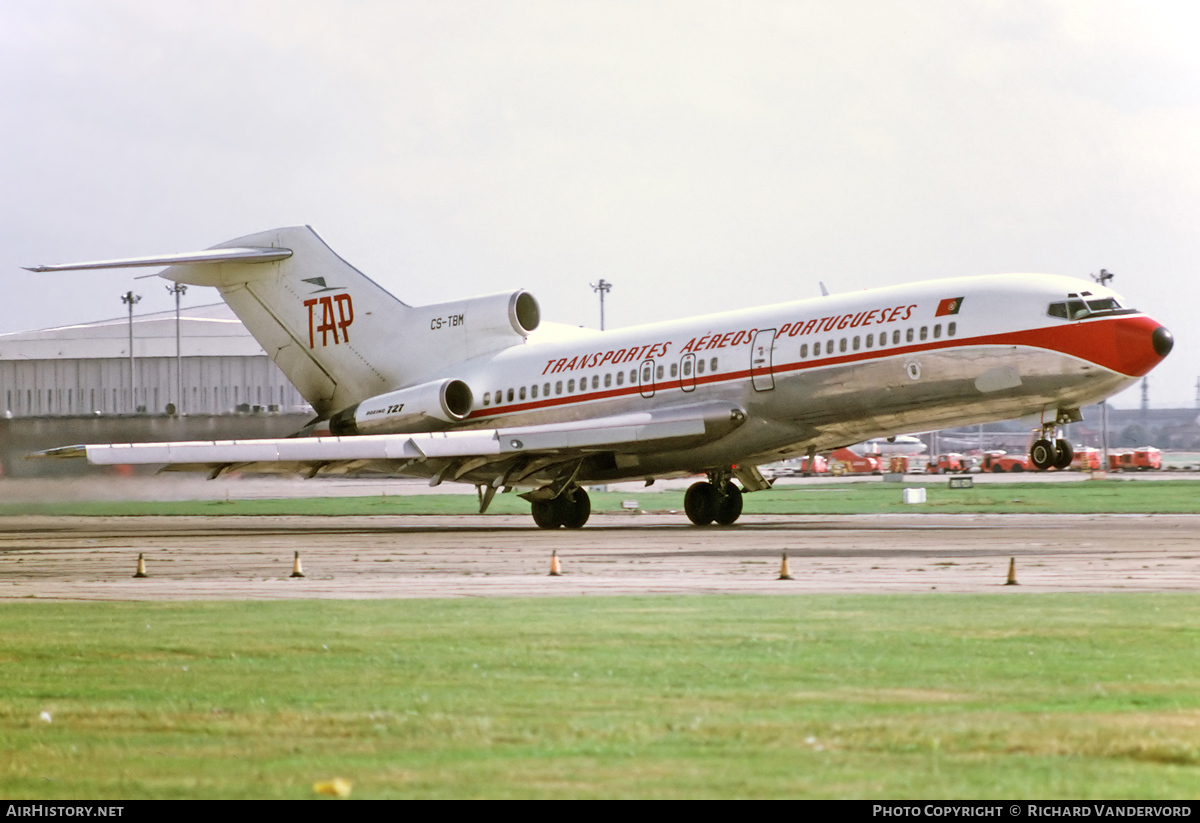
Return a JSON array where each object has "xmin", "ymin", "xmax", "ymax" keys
[
  {"xmin": 684, "ymin": 473, "xmax": 744, "ymax": 526},
  {"xmin": 531, "ymin": 486, "xmax": 591, "ymax": 529}
]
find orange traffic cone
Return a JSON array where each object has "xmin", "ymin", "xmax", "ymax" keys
[
  {"xmin": 778, "ymin": 552, "xmax": 794, "ymax": 580},
  {"xmin": 290, "ymin": 551, "xmax": 306, "ymax": 579},
  {"xmin": 1005, "ymin": 557, "xmax": 1018, "ymax": 586},
  {"xmin": 133, "ymin": 553, "xmax": 148, "ymax": 579},
  {"xmin": 548, "ymin": 550, "xmax": 562, "ymax": 576}
]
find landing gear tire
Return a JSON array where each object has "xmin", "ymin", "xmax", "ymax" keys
[
  {"xmin": 1030, "ymin": 438, "xmax": 1057, "ymax": 471},
  {"xmin": 531, "ymin": 499, "xmax": 561, "ymax": 529},
  {"xmin": 1053, "ymin": 439, "xmax": 1074, "ymax": 470},
  {"xmin": 684, "ymin": 482, "xmax": 720, "ymax": 526},
  {"xmin": 561, "ymin": 488, "xmax": 591, "ymax": 529},
  {"xmin": 531, "ymin": 488, "xmax": 592, "ymax": 529},
  {"xmin": 714, "ymin": 484, "xmax": 744, "ymax": 525}
]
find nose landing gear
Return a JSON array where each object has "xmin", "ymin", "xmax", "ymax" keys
[{"xmin": 1030, "ymin": 427, "xmax": 1075, "ymax": 471}]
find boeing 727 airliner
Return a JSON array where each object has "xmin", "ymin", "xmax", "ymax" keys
[{"xmin": 28, "ymin": 226, "xmax": 1173, "ymax": 527}]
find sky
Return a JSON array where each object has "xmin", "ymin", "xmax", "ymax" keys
[{"xmin": 1, "ymin": 0, "xmax": 1197, "ymax": 408}]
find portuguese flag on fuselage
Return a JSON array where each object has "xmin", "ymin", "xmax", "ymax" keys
[{"xmin": 936, "ymin": 296, "xmax": 964, "ymax": 317}]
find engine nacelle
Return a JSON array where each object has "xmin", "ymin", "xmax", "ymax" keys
[
  {"xmin": 328, "ymin": 378, "xmax": 474, "ymax": 436},
  {"xmin": 412, "ymin": 290, "xmax": 541, "ymax": 362}
]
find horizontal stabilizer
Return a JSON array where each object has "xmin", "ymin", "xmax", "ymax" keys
[{"xmin": 24, "ymin": 247, "xmax": 292, "ymax": 272}]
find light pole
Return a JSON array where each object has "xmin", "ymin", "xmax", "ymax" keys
[
  {"xmin": 166, "ymin": 283, "xmax": 187, "ymax": 413},
  {"xmin": 590, "ymin": 279, "xmax": 612, "ymax": 330},
  {"xmin": 121, "ymin": 291, "xmax": 141, "ymax": 413}
]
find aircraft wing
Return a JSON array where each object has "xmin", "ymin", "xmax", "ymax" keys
[{"xmin": 34, "ymin": 401, "xmax": 746, "ymax": 484}]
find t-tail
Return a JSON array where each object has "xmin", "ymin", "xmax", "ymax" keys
[{"xmin": 27, "ymin": 226, "xmax": 541, "ymax": 419}]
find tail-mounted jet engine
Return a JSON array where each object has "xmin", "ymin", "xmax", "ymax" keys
[
  {"xmin": 328, "ymin": 378, "xmax": 473, "ymax": 436},
  {"xmin": 413, "ymin": 289, "xmax": 541, "ymax": 363}
]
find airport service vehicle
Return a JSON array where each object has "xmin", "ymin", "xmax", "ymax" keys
[
  {"xmin": 1108, "ymin": 447, "xmax": 1162, "ymax": 472},
  {"xmin": 828, "ymin": 448, "xmax": 881, "ymax": 475},
  {"xmin": 884, "ymin": 455, "xmax": 927, "ymax": 474},
  {"xmin": 926, "ymin": 453, "xmax": 967, "ymax": 474},
  {"xmin": 796, "ymin": 455, "xmax": 829, "ymax": 475},
  {"xmin": 980, "ymin": 450, "xmax": 1034, "ymax": 473},
  {"xmin": 1071, "ymin": 447, "xmax": 1102, "ymax": 471},
  {"xmin": 28, "ymin": 226, "xmax": 1173, "ymax": 527}
]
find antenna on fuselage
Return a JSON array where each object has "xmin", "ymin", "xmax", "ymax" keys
[{"xmin": 819, "ymin": 281, "xmax": 829, "ymax": 297}]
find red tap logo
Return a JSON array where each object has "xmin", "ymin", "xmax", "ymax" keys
[{"xmin": 304, "ymin": 293, "xmax": 354, "ymax": 347}]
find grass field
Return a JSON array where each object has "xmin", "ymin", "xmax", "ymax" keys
[
  {"xmin": 3, "ymin": 479, "xmax": 1200, "ymax": 517},
  {"xmin": 3, "ymin": 595, "xmax": 1199, "ymax": 799}
]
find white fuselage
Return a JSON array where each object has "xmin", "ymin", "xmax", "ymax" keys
[{"xmin": 401, "ymin": 272, "xmax": 1163, "ymax": 484}]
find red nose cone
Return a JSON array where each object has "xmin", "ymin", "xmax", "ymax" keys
[{"xmin": 1110, "ymin": 316, "xmax": 1171, "ymax": 376}]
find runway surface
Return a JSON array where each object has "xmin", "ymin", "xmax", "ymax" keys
[{"xmin": 1, "ymin": 513, "xmax": 1197, "ymax": 601}]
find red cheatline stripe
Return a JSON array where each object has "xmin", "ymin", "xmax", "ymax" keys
[{"xmin": 466, "ymin": 315, "xmax": 1160, "ymax": 420}]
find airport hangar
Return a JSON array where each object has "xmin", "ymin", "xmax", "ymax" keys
[{"xmin": 0, "ymin": 303, "xmax": 312, "ymax": 476}]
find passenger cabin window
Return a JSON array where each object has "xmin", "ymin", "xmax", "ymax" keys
[
  {"xmin": 920, "ymin": 326, "xmax": 928, "ymax": 341},
  {"xmin": 852, "ymin": 336, "xmax": 860, "ymax": 351},
  {"xmin": 592, "ymin": 375, "xmax": 600, "ymax": 390},
  {"xmin": 616, "ymin": 371, "xmax": 624, "ymax": 385},
  {"xmin": 839, "ymin": 338, "xmax": 847, "ymax": 353},
  {"xmin": 531, "ymin": 384, "xmax": 538, "ymax": 398},
  {"xmin": 507, "ymin": 388, "xmax": 514, "ymax": 402},
  {"xmin": 629, "ymin": 369, "xmax": 637, "ymax": 383},
  {"xmin": 948, "ymin": 322, "xmax": 956, "ymax": 336},
  {"xmin": 555, "ymin": 381, "xmax": 562, "ymax": 395},
  {"xmin": 866, "ymin": 334, "xmax": 873, "ymax": 348},
  {"xmin": 483, "ymin": 393, "xmax": 490, "ymax": 406},
  {"xmin": 544, "ymin": 382, "xmax": 550, "ymax": 396},
  {"xmin": 697, "ymin": 360, "xmax": 705, "ymax": 374},
  {"xmin": 656, "ymin": 365, "xmax": 664, "ymax": 380},
  {"xmin": 893, "ymin": 330, "xmax": 900, "ymax": 345},
  {"xmin": 933, "ymin": 324, "xmax": 941, "ymax": 339},
  {"xmin": 519, "ymin": 386, "xmax": 526, "ymax": 400},
  {"xmin": 605, "ymin": 373, "xmax": 612, "ymax": 387},
  {"xmin": 905, "ymin": 328, "xmax": 914, "ymax": 343},
  {"xmin": 710, "ymin": 358, "xmax": 718, "ymax": 372},
  {"xmin": 568, "ymin": 379, "xmax": 575, "ymax": 392},
  {"xmin": 813, "ymin": 341, "xmax": 821, "ymax": 356},
  {"xmin": 683, "ymin": 359, "xmax": 692, "ymax": 375},
  {"xmin": 670, "ymin": 363, "xmax": 678, "ymax": 378},
  {"xmin": 494, "ymin": 391, "xmax": 502, "ymax": 405},
  {"xmin": 642, "ymin": 365, "xmax": 652, "ymax": 383},
  {"xmin": 800, "ymin": 343, "xmax": 808, "ymax": 358}
]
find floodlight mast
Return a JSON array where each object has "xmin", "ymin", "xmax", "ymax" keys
[
  {"xmin": 590, "ymin": 279, "xmax": 612, "ymax": 331},
  {"xmin": 166, "ymin": 283, "xmax": 187, "ymax": 413},
  {"xmin": 121, "ymin": 291, "xmax": 141, "ymax": 413}
]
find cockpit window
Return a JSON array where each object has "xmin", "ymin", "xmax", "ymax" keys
[{"xmin": 1048, "ymin": 293, "xmax": 1135, "ymax": 321}]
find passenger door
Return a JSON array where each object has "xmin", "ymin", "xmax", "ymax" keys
[{"xmin": 750, "ymin": 329, "xmax": 776, "ymax": 391}]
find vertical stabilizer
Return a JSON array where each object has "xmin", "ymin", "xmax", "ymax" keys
[{"xmin": 157, "ymin": 227, "xmax": 409, "ymax": 416}]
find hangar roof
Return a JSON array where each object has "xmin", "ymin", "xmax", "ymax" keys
[{"xmin": 0, "ymin": 304, "xmax": 267, "ymax": 360}]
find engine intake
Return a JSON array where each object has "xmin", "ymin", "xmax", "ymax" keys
[{"xmin": 329, "ymin": 378, "xmax": 473, "ymax": 436}]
